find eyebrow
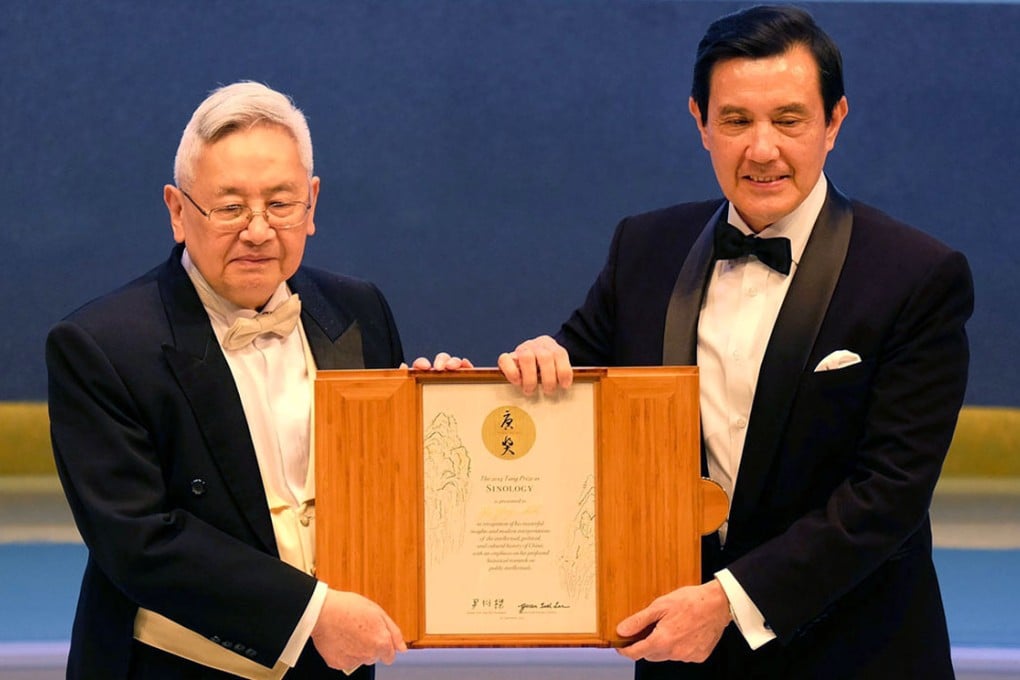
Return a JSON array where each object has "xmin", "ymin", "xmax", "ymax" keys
[
  {"xmin": 717, "ymin": 105, "xmax": 750, "ymax": 117},
  {"xmin": 211, "ymin": 182, "xmax": 303, "ymax": 198},
  {"xmin": 773, "ymin": 103, "xmax": 811, "ymax": 116},
  {"xmin": 716, "ymin": 103, "xmax": 812, "ymax": 117}
]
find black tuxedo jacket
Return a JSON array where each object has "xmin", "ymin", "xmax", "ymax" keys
[
  {"xmin": 557, "ymin": 182, "xmax": 973, "ymax": 679},
  {"xmin": 47, "ymin": 245, "xmax": 403, "ymax": 679}
]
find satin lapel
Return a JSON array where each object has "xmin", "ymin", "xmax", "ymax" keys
[
  {"xmin": 157, "ymin": 251, "xmax": 278, "ymax": 555},
  {"xmin": 662, "ymin": 203, "xmax": 726, "ymax": 366},
  {"xmin": 728, "ymin": 184, "xmax": 854, "ymax": 531},
  {"xmin": 289, "ymin": 271, "xmax": 365, "ymax": 370}
]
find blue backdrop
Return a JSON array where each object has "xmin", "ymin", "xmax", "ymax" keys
[{"xmin": 2, "ymin": 0, "xmax": 1017, "ymax": 405}]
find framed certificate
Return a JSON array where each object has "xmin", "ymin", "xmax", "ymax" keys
[{"xmin": 314, "ymin": 367, "xmax": 726, "ymax": 648}]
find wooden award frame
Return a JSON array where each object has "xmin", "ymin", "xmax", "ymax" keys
[{"xmin": 314, "ymin": 367, "xmax": 727, "ymax": 648}]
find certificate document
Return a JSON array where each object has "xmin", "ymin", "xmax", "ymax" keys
[
  {"xmin": 314, "ymin": 366, "xmax": 722, "ymax": 647},
  {"xmin": 422, "ymin": 380, "xmax": 597, "ymax": 635}
]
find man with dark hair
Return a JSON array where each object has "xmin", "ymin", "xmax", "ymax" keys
[
  {"xmin": 499, "ymin": 6, "xmax": 971, "ymax": 678},
  {"xmin": 690, "ymin": 4, "xmax": 846, "ymax": 125}
]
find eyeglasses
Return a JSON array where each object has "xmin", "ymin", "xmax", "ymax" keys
[{"xmin": 179, "ymin": 187, "xmax": 311, "ymax": 233}]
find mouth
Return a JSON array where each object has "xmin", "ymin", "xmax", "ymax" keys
[
  {"xmin": 744, "ymin": 173, "xmax": 790, "ymax": 185},
  {"xmin": 231, "ymin": 254, "xmax": 276, "ymax": 267}
]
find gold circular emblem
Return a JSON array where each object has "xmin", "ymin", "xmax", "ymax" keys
[{"xmin": 481, "ymin": 405, "xmax": 536, "ymax": 460}]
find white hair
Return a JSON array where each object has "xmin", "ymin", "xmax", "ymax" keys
[{"xmin": 173, "ymin": 81, "xmax": 313, "ymax": 188}]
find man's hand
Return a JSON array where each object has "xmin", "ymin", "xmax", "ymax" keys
[
  {"xmin": 615, "ymin": 581, "xmax": 732, "ymax": 663},
  {"xmin": 310, "ymin": 590, "xmax": 406, "ymax": 671},
  {"xmin": 497, "ymin": 335, "xmax": 573, "ymax": 395},
  {"xmin": 407, "ymin": 352, "xmax": 474, "ymax": 371}
]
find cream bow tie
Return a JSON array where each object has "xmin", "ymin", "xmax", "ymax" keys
[{"xmin": 221, "ymin": 294, "xmax": 302, "ymax": 350}]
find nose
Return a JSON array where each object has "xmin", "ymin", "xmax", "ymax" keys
[
  {"xmin": 239, "ymin": 211, "xmax": 276, "ymax": 244},
  {"xmin": 745, "ymin": 122, "xmax": 781, "ymax": 164}
]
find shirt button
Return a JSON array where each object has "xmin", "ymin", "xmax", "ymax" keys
[
  {"xmin": 300, "ymin": 515, "xmax": 310, "ymax": 527},
  {"xmin": 736, "ymin": 417, "xmax": 748, "ymax": 429},
  {"xmin": 747, "ymin": 287, "xmax": 759, "ymax": 297},
  {"xmin": 190, "ymin": 479, "xmax": 207, "ymax": 496}
]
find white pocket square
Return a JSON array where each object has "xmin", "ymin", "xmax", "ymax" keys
[{"xmin": 814, "ymin": 350, "xmax": 862, "ymax": 372}]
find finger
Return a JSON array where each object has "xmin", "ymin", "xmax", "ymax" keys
[
  {"xmin": 459, "ymin": 356, "xmax": 475, "ymax": 368},
  {"xmin": 617, "ymin": 641, "xmax": 646, "ymax": 661},
  {"xmin": 540, "ymin": 368, "xmax": 560, "ymax": 395},
  {"xmin": 498, "ymin": 352, "xmax": 522, "ymax": 385},
  {"xmin": 553, "ymin": 343, "xmax": 574, "ymax": 389},
  {"xmin": 616, "ymin": 625, "xmax": 663, "ymax": 661},
  {"xmin": 432, "ymin": 352, "xmax": 451, "ymax": 371},
  {"xmin": 410, "ymin": 357, "xmax": 432, "ymax": 370},
  {"xmin": 616, "ymin": 607, "xmax": 655, "ymax": 638},
  {"xmin": 514, "ymin": 347, "xmax": 539, "ymax": 395},
  {"xmin": 441, "ymin": 356, "xmax": 470, "ymax": 370},
  {"xmin": 525, "ymin": 336, "xmax": 571, "ymax": 393},
  {"xmin": 535, "ymin": 347, "xmax": 561, "ymax": 395},
  {"xmin": 332, "ymin": 653, "xmax": 361, "ymax": 673},
  {"xmin": 383, "ymin": 613, "xmax": 407, "ymax": 654},
  {"xmin": 376, "ymin": 643, "xmax": 396, "ymax": 666}
]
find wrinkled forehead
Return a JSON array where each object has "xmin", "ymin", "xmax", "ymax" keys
[{"xmin": 197, "ymin": 121, "xmax": 311, "ymax": 179}]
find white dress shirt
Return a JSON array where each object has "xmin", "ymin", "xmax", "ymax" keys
[
  {"xmin": 183, "ymin": 251, "xmax": 327, "ymax": 668},
  {"xmin": 698, "ymin": 175, "xmax": 828, "ymax": 649}
]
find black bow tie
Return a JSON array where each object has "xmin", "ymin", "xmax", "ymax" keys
[{"xmin": 714, "ymin": 222, "xmax": 792, "ymax": 275}]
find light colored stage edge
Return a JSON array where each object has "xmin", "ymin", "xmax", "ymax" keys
[
  {"xmin": 4, "ymin": 476, "xmax": 1020, "ymax": 549},
  {"xmin": 2, "ymin": 644, "xmax": 1019, "ymax": 677},
  {"xmin": 931, "ymin": 477, "xmax": 1020, "ymax": 549},
  {"xmin": 0, "ymin": 477, "xmax": 80, "ymax": 544}
]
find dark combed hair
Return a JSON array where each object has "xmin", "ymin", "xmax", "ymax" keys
[{"xmin": 691, "ymin": 5, "xmax": 845, "ymax": 124}]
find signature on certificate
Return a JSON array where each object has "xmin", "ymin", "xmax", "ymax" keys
[{"xmin": 517, "ymin": 601, "xmax": 571, "ymax": 615}]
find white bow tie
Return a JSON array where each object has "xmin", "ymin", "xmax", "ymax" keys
[{"xmin": 221, "ymin": 294, "xmax": 302, "ymax": 350}]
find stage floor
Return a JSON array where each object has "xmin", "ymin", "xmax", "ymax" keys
[{"xmin": 2, "ymin": 476, "xmax": 1018, "ymax": 678}]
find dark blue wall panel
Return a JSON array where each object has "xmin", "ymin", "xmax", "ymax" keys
[{"xmin": 2, "ymin": 1, "xmax": 1017, "ymax": 405}]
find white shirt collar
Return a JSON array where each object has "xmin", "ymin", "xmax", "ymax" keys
[{"xmin": 725, "ymin": 173, "xmax": 829, "ymax": 267}]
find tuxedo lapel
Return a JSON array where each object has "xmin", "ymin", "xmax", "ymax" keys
[
  {"xmin": 289, "ymin": 271, "xmax": 365, "ymax": 370},
  {"xmin": 662, "ymin": 203, "xmax": 726, "ymax": 366},
  {"xmin": 727, "ymin": 183, "xmax": 854, "ymax": 532},
  {"xmin": 157, "ymin": 250, "xmax": 278, "ymax": 555}
]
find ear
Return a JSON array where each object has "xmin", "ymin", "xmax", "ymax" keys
[
  {"xmin": 688, "ymin": 97, "xmax": 710, "ymax": 150},
  {"xmin": 825, "ymin": 96, "xmax": 849, "ymax": 151},
  {"xmin": 164, "ymin": 185, "xmax": 186, "ymax": 244},
  {"xmin": 305, "ymin": 176, "xmax": 321, "ymax": 237}
]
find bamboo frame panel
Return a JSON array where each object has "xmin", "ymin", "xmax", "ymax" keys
[{"xmin": 315, "ymin": 367, "xmax": 725, "ymax": 648}]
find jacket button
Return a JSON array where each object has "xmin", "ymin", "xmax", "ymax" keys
[
  {"xmin": 245, "ymin": 648, "xmax": 258, "ymax": 658},
  {"xmin": 190, "ymin": 479, "xmax": 207, "ymax": 496}
]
